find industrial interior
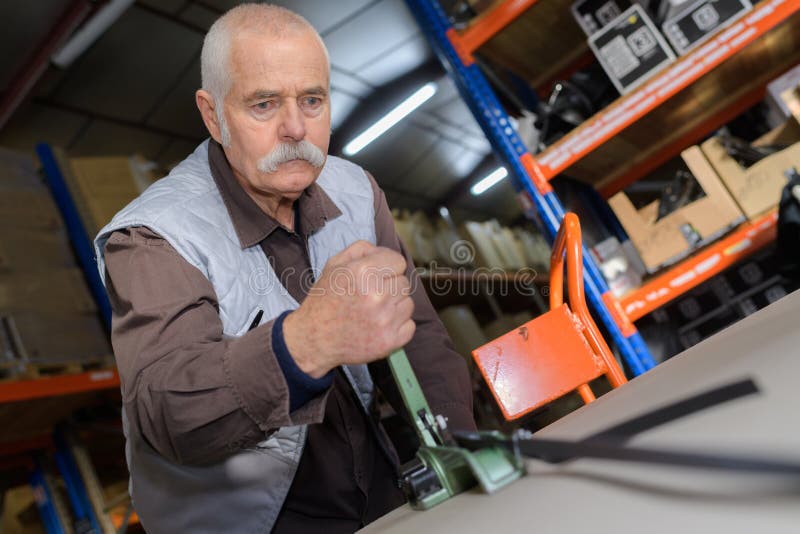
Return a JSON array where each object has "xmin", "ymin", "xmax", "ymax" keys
[{"xmin": 1, "ymin": 0, "xmax": 799, "ymax": 532}]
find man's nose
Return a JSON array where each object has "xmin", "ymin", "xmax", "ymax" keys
[{"xmin": 278, "ymin": 100, "xmax": 306, "ymax": 141}]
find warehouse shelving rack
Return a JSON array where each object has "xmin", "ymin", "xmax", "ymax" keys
[
  {"xmin": 0, "ymin": 146, "xmax": 119, "ymax": 445},
  {"xmin": 405, "ymin": 0, "xmax": 800, "ymax": 374}
]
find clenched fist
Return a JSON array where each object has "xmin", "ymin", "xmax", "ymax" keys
[{"xmin": 282, "ymin": 240, "xmax": 415, "ymax": 378}]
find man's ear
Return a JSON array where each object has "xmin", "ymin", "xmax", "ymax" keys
[{"xmin": 196, "ymin": 89, "xmax": 223, "ymax": 144}]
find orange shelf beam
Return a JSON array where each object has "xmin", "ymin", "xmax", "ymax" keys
[
  {"xmin": 448, "ymin": 0, "xmax": 539, "ymax": 63},
  {"xmin": 0, "ymin": 369, "xmax": 120, "ymax": 404},
  {"xmin": 620, "ymin": 211, "xmax": 778, "ymax": 321},
  {"xmin": 535, "ymin": 0, "xmax": 800, "ymax": 181}
]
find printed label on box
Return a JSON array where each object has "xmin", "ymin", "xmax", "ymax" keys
[
  {"xmin": 663, "ymin": 0, "xmax": 752, "ymax": 55},
  {"xmin": 589, "ymin": 5, "xmax": 676, "ymax": 94}
]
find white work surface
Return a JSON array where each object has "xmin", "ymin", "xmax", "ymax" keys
[{"xmin": 362, "ymin": 289, "xmax": 800, "ymax": 533}]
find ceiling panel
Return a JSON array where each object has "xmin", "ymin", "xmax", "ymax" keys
[
  {"xmin": 69, "ymin": 120, "xmax": 169, "ymax": 160},
  {"xmin": 35, "ymin": 66, "xmax": 69, "ymax": 99},
  {"xmin": 433, "ymin": 97, "xmax": 486, "ymax": 139},
  {"xmin": 331, "ymin": 68, "xmax": 374, "ymax": 99},
  {"xmin": 192, "ymin": 0, "xmax": 241, "ymax": 12},
  {"xmin": 330, "ymin": 90, "xmax": 361, "ymax": 131},
  {"xmin": 0, "ymin": 0, "xmax": 71, "ymax": 92},
  {"xmin": 137, "ymin": 0, "xmax": 186, "ymax": 15},
  {"xmin": 146, "ymin": 58, "xmax": 208, "ymax": 139},
  {"xmin": 197, "ymin": 0, "xmax": 374, "ymax": 34},
  {"xmin": 425, "ymin": 76, "xmax": 460, "ymax": 109},
  {"xmin": 450, "ymin": 178, "xmax": 521, "ymax": 223},
  {"xmin": 270, "ymin": 0, "xmax": 377, "ymax": 35},
  {"xmin": 449, "ymin": 147, "xmax": 487, "ymax": 178},
  {"xmin": 397, "ymin": 138, "xmax": 465, "ymax": 195},
  {"xmin": 347, "ymin": 122, "xmax": 439, "ymax": 185},
  {"xmin": 179, "ymin": 3, "xmax": 219, "ymax": 30},
  {"xmin": 357, "ymin": 33, "xmax": 432, "ymax": 87},
  {"xmin": 50, "ymin": 6, "xmax": 202, "ymax": 122},
  {"xmin": 323, "ymin": 0, "xmax": 420, "ymax": 72},
  {"xmin": 412, "ymin": 111, "xmax": 490, "ymax": 154},
  {"xmin": 0, "ymin": 102, "xmax": 87, "ymax": 154}
]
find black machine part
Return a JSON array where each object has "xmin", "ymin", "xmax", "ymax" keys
[{"xmin": 719, "ymin": 133, "xmax": 787, "ymax": 168}]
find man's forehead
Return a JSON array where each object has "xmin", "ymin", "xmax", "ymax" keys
[
  {"xmin": 229, "ymin": 28, "xmax": 327, "ymax": 65},
  {"xmin": 228, "ymin": 30, "xmax": 329, "ymax": 86}
]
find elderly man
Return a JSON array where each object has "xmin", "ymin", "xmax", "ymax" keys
[{"xmin": 94, "ymin": 3, "xmax": 474, "ymax": 533}]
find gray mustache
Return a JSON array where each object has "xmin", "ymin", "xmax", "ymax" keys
[{"xmin": 257, "ymin": 141, "xmax": 326, "ymax": 173}]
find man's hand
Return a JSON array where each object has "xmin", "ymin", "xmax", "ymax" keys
[{"xmin": 283, "ymin": 240, "xmax": 415, "ymax": 378}]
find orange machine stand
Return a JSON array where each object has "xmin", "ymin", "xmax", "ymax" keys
[{"xmin": 473, "ymin": 213, "xmax": 627, "ymax": 421}]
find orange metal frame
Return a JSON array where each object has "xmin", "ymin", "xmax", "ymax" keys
[
  {"xmin": 620, "ymin": 211, "xmax": 779, "ymax": 321},
  {"xmin": 447, "ymin": 0, "xmax": 539, "ymax": 64},
  {"xmin": 551, "ymin": 213, "xmax": 627, "ymax": 392},
  {"xmin": 0, "ymin": 369, "xmax": 120, "ymax": 404},
  {"xmin": 534, "ymin": 0, "xmax": 800, "ymax": 181},
  {"xmin": 472, "ymin": 213, "xmax": 628, "ymax": 421}
]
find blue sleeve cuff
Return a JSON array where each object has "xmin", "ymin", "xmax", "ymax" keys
[{"xmin": 272, "ymin": 310, "xmax": 334, "ymax": 412}]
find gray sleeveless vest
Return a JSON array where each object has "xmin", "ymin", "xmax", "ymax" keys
[{"xmin": 95, "ymin": 140, "xmax": 378, "ymax": 533}]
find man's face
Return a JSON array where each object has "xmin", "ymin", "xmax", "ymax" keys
[{"xmin": 220, "ymin": 29, "xmax": 331, "ymax": 201}]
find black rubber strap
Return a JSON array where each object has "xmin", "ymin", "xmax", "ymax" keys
[
  {"xmin": 455, "ymin": 378, "xmax": 792, "ymax": 476},
  {"xmin": 586, "ymin": 378, "xmax": 760, "ymax": 444},
  {"xmin": 517, "ymin": 436, "xmax": 800, "ymax": 475}
]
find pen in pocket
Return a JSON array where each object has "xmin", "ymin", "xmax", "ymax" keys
[{"xmin": 248, "ymin": 310, "xmax": 264, "ymax": 331}]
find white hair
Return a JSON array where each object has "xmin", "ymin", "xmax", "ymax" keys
[{"xmin": 200, "ymin": 3, "xmax": 330, "ymax": 146}]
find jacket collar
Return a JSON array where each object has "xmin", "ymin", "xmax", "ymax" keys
[{"xmin": 207, "ymin": 140, "xmax": 342, "ymax": 249}]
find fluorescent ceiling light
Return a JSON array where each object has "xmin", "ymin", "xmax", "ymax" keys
[
  {"xmin": 343, "ymin": 82, "xmax": 437, "ymax": 156},
  {"xmin": 470, "ymin": 167, "xmax": 508, "ymax": 195},
  {"xmin": 52, "ymin": 0, "xmax": 134, "ymax": 68}
]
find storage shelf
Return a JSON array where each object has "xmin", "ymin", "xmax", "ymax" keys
[
  {"xmin": 620, "ymin": 211, "xmax": 778, "ymax": 321},
  {"xmin": 533, "ymin": 0, "xmax": 800, "ymax": 192},
  {"xmin": 0, "ymin": 368, "xmax": 120, "ymax": 404},
  {"xmin": 455, "ymin": 0, "xmax": 590, "ymax": 90},
  {"xmin": 418, "ymin": 268, "xmax": 547, "ymax": 320}
]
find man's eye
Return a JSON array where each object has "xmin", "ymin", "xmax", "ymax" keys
[
  {"xmin": 303, "ymin": 97, "xmax": 322, "ymax": 108},
  {"xmin": 253, "ymin": 101, "xmax": 274, "ymax": 112}
]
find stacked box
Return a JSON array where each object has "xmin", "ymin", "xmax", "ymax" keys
[
  {"xmin": 701, "ymin": 120, "xmax": 800, "ymax": 220},
  {"xmin": 57, "ymin": 151, "xmax": 157, "ymax": 240},
  {"xmin": 0, "ymin": 148, "xmax": 111, "ymax": 377},
  {"xmin": 609, "ymin": 145, "xmax": 745, "ymax": 272}
]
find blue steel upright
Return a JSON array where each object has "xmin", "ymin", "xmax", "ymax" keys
[
  {"xmin": 405, "ymin": 0, "xmax": 656, "ymax": 374},
  {"xmin": 36, "ymin": 143, "xmax": 112, "ymax": 328}
]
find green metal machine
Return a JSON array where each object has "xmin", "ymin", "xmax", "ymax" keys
[{"xmin": 387, "ymin": 349, "xmax": 525, "ymax": 509}]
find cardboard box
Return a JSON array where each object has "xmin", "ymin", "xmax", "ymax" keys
[
  {"xmin": 0, "ymin": 149, "xmax": 63, "ymax": 230},
  {"xmin": 781, "ymin": 85, "xmax": 800, "ymax": 124},
  {"xmin": 0, "ymin": 228, "xmax": 75, "ymax": 271},
  {"xmin": 609, "ymin": 146, "xmax": 744, "ymax": 272},
  {"xmin": 64, "ymin": 154, "xmax": 157, "ymax": 238},
  {"xmin": 765, "ymin": 64, "xmax": 800, "ymax": 127},
  {"xmin": 0, "ymin": 268, "xmax": 96, "ymax": 314},
  {"xmin": 1, "ymin": 485, "xmax": 46, "ymax": 534},
  {"xmin": 701, "ymin": 120, "xmax": 800, "ymax": 220},
  {"xmin": 0, "ymin": 309, "xmax": 110, "ymax": 365},
  {"xmin": 0, "ymin": 188, "xmax": 63, "ymax": 231}
]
